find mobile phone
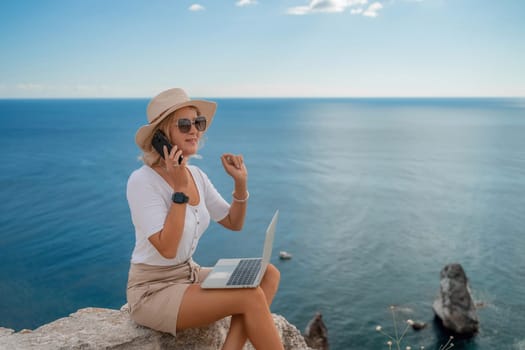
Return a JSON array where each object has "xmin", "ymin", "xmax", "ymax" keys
[{"xmin": 151, "ymin": 130, "xmax": 183, "ymax": 164}]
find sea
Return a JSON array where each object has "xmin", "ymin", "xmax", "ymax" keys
[{"xmin": 0, "ymin": 97, "xmax": 524, "ymax": 350}]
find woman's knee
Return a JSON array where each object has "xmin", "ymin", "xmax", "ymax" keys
[
  {"xmin": 231, "ymin": 265, "xmax": 281, "ymax": 312},
  {"xmin": 236, "ymin": 286, "xmax": 268, "ymax": 312},
  {"xmin": 264, "ymin": 263, "xmax": 281, "ymax": 288}
]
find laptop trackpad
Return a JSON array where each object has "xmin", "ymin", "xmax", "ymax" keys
[
  {"xmin": 207, "ymin": 259, "xmax": 239, "ymax": 280},
  {"xmin": 207, "ymin": 271, "xmax": 230, "ymax": 279}
]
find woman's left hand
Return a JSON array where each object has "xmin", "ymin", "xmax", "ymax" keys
[{"xmin": 221, "ymin": 153, "xmax": 248, "ymax": 183}]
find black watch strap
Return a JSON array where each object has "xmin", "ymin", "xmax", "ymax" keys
[{"xmin": 172, "ymin": 192, "xmax": 189, "ymax": 204}]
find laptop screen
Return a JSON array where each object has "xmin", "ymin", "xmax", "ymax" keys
[{"xmin": 262, "ymin": 210, "xmax": 279, "ymax": 266}]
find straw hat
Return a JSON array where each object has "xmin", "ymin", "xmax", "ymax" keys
[{"xmin": 135, "ymin": 88, "xmax": 217, "ymax": 151}]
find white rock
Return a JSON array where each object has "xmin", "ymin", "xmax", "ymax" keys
[{"xmin": 0, "ymin": 307, "xmax": 313, "ymax": 350}]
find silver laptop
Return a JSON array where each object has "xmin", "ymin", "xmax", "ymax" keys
[{"xmin": 201, "ymin": 210, "xmax": 279, "ymax": 289}]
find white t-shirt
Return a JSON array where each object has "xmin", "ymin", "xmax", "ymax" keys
[{"xmin": 126, "ymin": 165, "xmax": 230, "ymax": 266}]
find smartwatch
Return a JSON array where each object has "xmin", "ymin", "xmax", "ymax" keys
[{"xmin": 172, "ymin": 192, "xmax": 189, "ymax": 204}]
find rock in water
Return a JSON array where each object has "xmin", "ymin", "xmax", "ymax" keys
[
  {"xmin": 304, "ymin": 312, "xmax": 329, "ymax": 350},
  {"xmin": 407, "ymin": 319, "xmax": 427, "ymax": 330},
  {"xmin": 432, "ymin": 263, "xmax": 479, "ymax": 335}
]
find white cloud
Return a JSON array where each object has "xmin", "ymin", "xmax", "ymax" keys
[
  {"xmin": 363, "ymin": 2, "xmax": 383, "ymax": 17},
  {"xmin": 287, "ymin": 0, "xmax": 371, "ymax": 16},
  {"xmin": 16, "ymin": 83, "xmax": 46, "ymax": 91},
  {"xmin": 236, "ymin": 0, "xmax": 258, "ymax": 6},
  {"xmin": 287, "ymin": 6, "xmax": 310, "ymax": 15},
  {"xmin": 189, "ymin": 4, "xmax": 205, "ymax": 11},
  {"xmin": 1, "ymin": 83, "xmax": 141, "ymax": 98}
]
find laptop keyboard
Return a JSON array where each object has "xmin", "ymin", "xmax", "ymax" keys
[{"xmin": 227, "ymin": 258, "xmax": 262, "ymax": 286}]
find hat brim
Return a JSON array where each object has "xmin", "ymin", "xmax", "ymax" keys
[{"xmin": 135, "ymin": 99, "xmax": 217, "ymax": 151}]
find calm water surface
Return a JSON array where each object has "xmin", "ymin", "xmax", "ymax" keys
[{"xmin": 1, "ymin": 98, "xmax": 524, "ymax": 349}]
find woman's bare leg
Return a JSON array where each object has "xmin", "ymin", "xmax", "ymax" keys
[
  {"xmin": 222, "ymin": 264, "xmax": 281, "ymax": 350},
  {"xmin": 177, "ymin": 266, "xmax": 283, "ymax": 350}
]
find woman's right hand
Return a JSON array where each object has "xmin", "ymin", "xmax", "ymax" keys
[{"xmin": 163, "ymin": 145, "xmax": 188, "ymax": 191}]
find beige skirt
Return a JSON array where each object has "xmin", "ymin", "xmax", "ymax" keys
[{"xmin": 126, "ymin": 259, "xmax": 210, "ymax": 335}]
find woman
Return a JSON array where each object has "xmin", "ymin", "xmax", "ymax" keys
[{"xmin": 126, "ymin": 88, "xmax": 283, "ymax": 350}]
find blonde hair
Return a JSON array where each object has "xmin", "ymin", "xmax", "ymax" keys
[{"xmin": 140, "ymin": 106, "xmax": 202, "ymax": 167}]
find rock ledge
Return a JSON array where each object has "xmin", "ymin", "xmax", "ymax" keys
[{"xmin": 0, "ymin": 306, "xmax": 313, "ymax": 350}]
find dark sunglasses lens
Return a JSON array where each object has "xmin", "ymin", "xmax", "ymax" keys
[
  {"xmin": 195, "ymin": 117, "xmax": 207, "ymax": 131},
  {"xmin": 178, "ymin": 119, "xmax": 192, "ymax": 133}
]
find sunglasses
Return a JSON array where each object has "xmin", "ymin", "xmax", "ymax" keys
[{"xmin": 176, "ymin": 116, "xmax": 207, "ymax": 133}]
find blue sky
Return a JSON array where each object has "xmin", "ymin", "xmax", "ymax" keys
[{"xmin": 1, "ymin": 0, "xmax": 524, "ymax": 98}]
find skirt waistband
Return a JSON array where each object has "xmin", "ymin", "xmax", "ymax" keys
[{"xmin": 127, "ymin": 259, "xmax": 200, "ymax": 289}]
